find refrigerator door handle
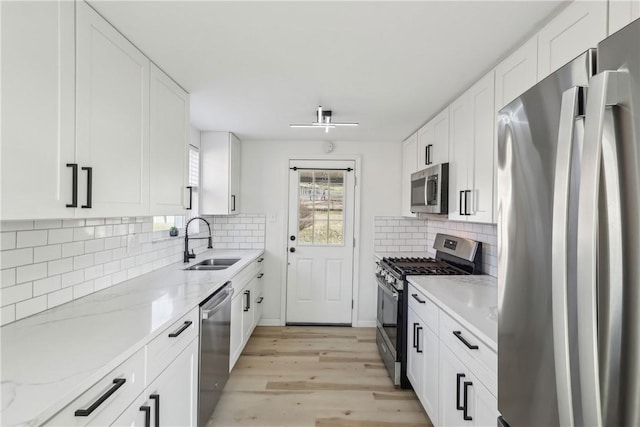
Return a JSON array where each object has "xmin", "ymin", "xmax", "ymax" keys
[
  {"xmin": 577, "ymin": 69, "xmax": 624, "ymax": 427},
  {"xmin": 551, "ymin": 86, "xmax": 583, "ymax": 427}
]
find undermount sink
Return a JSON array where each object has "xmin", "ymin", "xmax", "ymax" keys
[{"xmin": 184, "ymin": 258, "xmax": 241, "ymax": 271}]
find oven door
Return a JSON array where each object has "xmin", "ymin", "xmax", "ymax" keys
[{"xmin": 376, "ymin": 274, "xmax": 399, "ymax": 357}]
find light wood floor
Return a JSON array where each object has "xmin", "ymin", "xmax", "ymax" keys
[{"xmin": 207, "ymin": 326, "xmax": 433, "ymax": 427}]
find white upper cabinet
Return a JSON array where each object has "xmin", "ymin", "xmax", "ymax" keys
[
  {"xmin": 449, "ymin": 72, "xmax": 495, "ymax": 224},
  {"xmin": 149, "ymin": 64, "xmax": 190, "ymax": 215},
  {"xmin": 494, "ymin": 37, "xmax": 538, "ymax": 112},
  {"xmin": 417, "ymin": 108, "xmax": 449, "ymax": 169},
  {"xmin": 609, "ymin": 0, "xmax": 640, "ymax": 34},
  {"xmin": 76, "ymin": 1, "xmax": 150, "ymax": 218},
  {"xmin": 537, "ymin": 0, "xmax": 607, "ymax": 81},
  {"xmin": 1, "ymin": 1, "xmax": 76, "ymax": 220},
  {"xmin": 201, "ymin": 132, "xmax": 241, "ymax": 215},
  {"xmin": 401, "ymin": 133, "xmax": 418, "ymax": 217}
]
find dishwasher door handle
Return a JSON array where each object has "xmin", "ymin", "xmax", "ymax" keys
[{"xmin": 202, "ymin": 287, "xmax": 234, "ymax": 319}]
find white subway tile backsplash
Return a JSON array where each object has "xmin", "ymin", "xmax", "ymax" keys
[
  {"xmin": 48, "ymin": 228, "xmax": 74, "ymax": 244},
  {"xmin": 47, "ymin": 287, "xmax": 73, "ymax": 308},
  {"xmin": 73, "ymin": 281, "xmax": 94, "ymax": 299},
  {"xmin": 1, "ymin": 268, "xmax": 16, "ymax": 288},
  {"xmin": 34, "ymin": 219, "xmax": 62, "ymax": 229},
  {"xmin": 0, "ymin": 214, "xmax": 266, "ymax": 325},
  {"xmin": 2, "ymin": 248, "xmax": 34, "ymax": 269},
  {"xmin": 1, "ymin": 305, "xmax": 16, "ymax": 324},
  {"xmin": 1, "ymin": 232, "xmax": 17, "ymax": 250},
  {"xmin": 0, "ymin": 220, "xmax": 34, "ymax": 232},
  {"xmin": 34, "ymin": 245, "xmax": 62, "ymax": 263},
  {"xmin": 61, "ymin": 241, "xmax": 84, "ymax": 258},
  {"xmin": 48, "ymin": 258, "xmax": 73, "ymax": 276},
  {"xmin": 16, "ymin": 263, "xmax": 48, "ymax": 284},
  {"xmin": 16, "ymin": 295, "xmax": 46, "ymax": 320},
  {"xmin": 73, "ymin": 254, "xmax": 94, "ymax": 270},
  {"xmin": 1, "ymin": 283, "xmax": 32, "ymax": 306},
  {"xmin": 33, "ymin": 276, "xmax": 61, "ymax": 297},
  {"xmin": 63, "ymin": 219, "xmax": 84, "ymax": 228}
]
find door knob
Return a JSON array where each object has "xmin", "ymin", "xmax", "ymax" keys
[{"xmin": 290, "ymin": 247, "xmax": 295, "ymax": 253}]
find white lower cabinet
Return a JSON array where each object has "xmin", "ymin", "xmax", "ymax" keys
[
  {"xmin": 113, "ymin": 338, "xmax": 198, "ymax": 427},
  {"xmin": 439, "ymin": 345, "xmax": 496, "ymax": 427},
  {"xmin": 407, "ymin": 284, "xmax": 496, "ymax": 427},
  {"xmin": 230, "ymin": 257, "xmax": 265, "ymax": 371}
]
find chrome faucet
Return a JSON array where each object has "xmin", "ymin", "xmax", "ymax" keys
[{"xmin": 184, "ymin": 216, "xmax": 213, "ymax": 263}]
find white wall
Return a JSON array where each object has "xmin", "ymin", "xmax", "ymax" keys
[{"xmin": 240, "ymin": 139, "xmax": 402, "ymax": 326}]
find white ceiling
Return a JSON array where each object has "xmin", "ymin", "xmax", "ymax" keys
[{"xmin": 89, "ymin": 1, "xmax": 566, "ymax": 142}]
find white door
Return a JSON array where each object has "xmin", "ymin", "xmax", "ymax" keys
[{"xmin": 286, "ymin": 160, "xmax": 356, "ymax": 324}]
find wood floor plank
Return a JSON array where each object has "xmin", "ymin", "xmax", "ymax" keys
[{"xmin": 206, "ymin": 326, "xmax": 432, "ymax": 427}]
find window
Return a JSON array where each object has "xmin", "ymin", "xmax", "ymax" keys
[
  {"xmin": 152, "ymin": 144, "xmax": 200, "ymax": 235},
  {"xmin": 297, "ymin": 170, "xmax": 345, "ymax": 245}
]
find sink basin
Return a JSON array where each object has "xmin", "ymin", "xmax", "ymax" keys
[{"xmin": 184, "ymin": 258, "xmax": 241, "ymax": 271}]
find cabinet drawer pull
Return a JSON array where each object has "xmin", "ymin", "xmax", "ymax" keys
[
  {"xmin": 168, "ymin": 321, "xmax": 192, "ymax": 338},
  {"xmin": 66, "ymin": 163, "xmax": 78, "ymax": 208},
  {"xmin": 81, "ymin": 167, "xmax": 92, "ymax": 208},
  {"xmin": 411, "ymin": 293, "xmax": 426, "ymax": 304},
  {"xmin": 456, "ymin": 373, "xmax": 465, "ymax": 410},
  {"xmin": 453, "ymin": 330, "xmax": 479, "ymax": 349},
  {"xmin": 257, "ymin": 257, "xmax": 264, "ymax": 263},
  {"xmin": 257, "ymin": 273, "xmax": 264, "ymax": 278},
  {"xmin": 186, "ymin": 186, "xmax": 193, "ymax": 210},
  {"xmin": 463, "ymin": 381, "xmax": 473, "ymax": 420},
  {"xmin": 150, "ymin": 394, "xmax": 160, "ymax": 427},
  {"xmin": 257, "ymin": 296, "xmax": 264, "ymax": 304},
  {"xmin": 74, "ymin": 378, "xmax": 126, "ymax": 416},
  {"xmin": 140, "ymin": 405, "xmax": 151, "ymax": 427},
  {"xmin": 244, "ymin": 290, "xmax": 251, "ymax": 311}
]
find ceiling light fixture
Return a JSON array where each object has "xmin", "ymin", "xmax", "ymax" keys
[{"xmin": 290, "ymin": 105, "xmax": 359, "ymax": 133}]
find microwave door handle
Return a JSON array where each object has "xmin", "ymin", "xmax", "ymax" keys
[
  {"xmin": 577, "ymin": 70, "xmax": 624, "ymax": 427},
  {"xmin": 551, "ymin": 86, "xmax": 582, "ymax": 427}
]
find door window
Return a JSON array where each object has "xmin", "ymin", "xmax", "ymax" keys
[{"xmin": 297, "ymin": 170, "xmax": 345, "ymax": 246}]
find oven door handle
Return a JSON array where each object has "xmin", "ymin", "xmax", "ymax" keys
[{"xmin": 377, "ymin": 278, "xmax": 399, "ymax": 301}]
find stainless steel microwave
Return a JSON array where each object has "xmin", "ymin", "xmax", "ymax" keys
[{"xmin": 410, "ymin": 163, "xmax": 449, "ymax": 214}]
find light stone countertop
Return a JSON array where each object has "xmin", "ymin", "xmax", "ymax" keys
[
  {"xmin": 407, "ymin": 275, "xmax": 497, "ymax": 351},
  {"xmin": 0, "ymin": 249, "xmax": 263, "ymax": 427}
]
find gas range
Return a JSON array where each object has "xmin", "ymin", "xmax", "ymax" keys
[{"xmin": 376, "ymin": 233, "xmax": 481, "ymax": 388}]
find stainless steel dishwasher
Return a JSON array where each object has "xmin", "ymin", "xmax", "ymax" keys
[{"xmin": 198, "ymin": 282, "xmax": 233, "ymax": 427}]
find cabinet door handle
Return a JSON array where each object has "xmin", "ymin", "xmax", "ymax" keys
[
  {"xmin": 463, "ymin": 381, "xmax": 473, "ymax": 420},
  {"xmin": 257, "ymin": 257, "xmax": 264, "ymax": 263},
  {"xmin": 411, "ymin": 293, "xmax": 426, "ymax": 304},
  {"xmin": 244, "ymin": 290, "xmax": 250, "ymax": 311},
  {"xmin": 66, "ymin": 163, "xmax": 78, "ymax": 208},
  {"xmin": 186, "ymin": 186, "xmax": 193, "ymax": 210},
  {"xmin": 231, "ymin": 194, "xmax": 236, "ymax": 212},
  {"xmin": 150, "ymin": 394, "xmax": 160, "ymax": 427},
  {"xmin": 416, "ymin": 326, "xmax": 423, "ymax": 353},
  {"xmin": 453, "ymin": 330, "xmax": 479, "ymax": 350},
  {"xmin": 168, "ymin": 321, "xmax": 192, "ymax": 338},
  {"xmin": 426, "ymin": 144, "xmax": 433, "ymax": 165},
  {"xmin": 257, "ymin": 296, "xmax": 264, "ymax": 304},
  {"xmin": 464, "ymin": 190, "xmax": 471, "ymax": 215},
  {"xmin": 81, "ymin": 167, "xmax": 92, "ymax": 208},
  {"xmin": 456, "ymin": 373, "xmax": 465, "ymax": 410},
  {"xmin": 140, "ymin": 405, "xmax": 151, "ymax": 427},
  {"xmin": 74, "ymin": 378, "xmax": 126, "ymax": 416},
  {"xmin": 412, "ymin": 322, "xmax": 419, "ymax": 349},
  {"xmin": 459, "ymin": 190, "xmax": 465, "ymax": 216},
  {"xmin": 257, "ymin": 273, "xmax": 264, "ymax": 279}
]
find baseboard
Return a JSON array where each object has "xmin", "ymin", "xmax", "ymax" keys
[
  {"xmin": 258, "ymin": 318, "xmax": 283, "ymax": 326},
  {"xmin": 354, "ymin": 320, "xmax": 376, "ymax": 328}
]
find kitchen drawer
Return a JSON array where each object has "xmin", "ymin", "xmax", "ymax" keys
[
  {"xmin": 231, "ymin": 254, "xmax": 264, "ymax": 294},
  {"xmin": 408, "ymin": 284, "xmax": 439, "ymax": 333},
  {"xmin": 146, "ymin": 307, "xmax": 199, "ymax": 383},
  {"xmin": 439, "ymin": 310, "xmax": 497, "ymax": 396},
  {"xmin": 45, "ymin": 349, "xmax": 145, "ymax": 426}
]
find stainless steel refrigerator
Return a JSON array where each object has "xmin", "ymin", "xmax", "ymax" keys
[{"xmin": 497, "ymin": 18, "xmax": 640, "ymax": 427}]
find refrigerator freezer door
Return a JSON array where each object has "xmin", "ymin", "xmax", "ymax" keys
[{"xmin": 496, "ymin": 50, "xmax": 595, "ymax": 426}]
